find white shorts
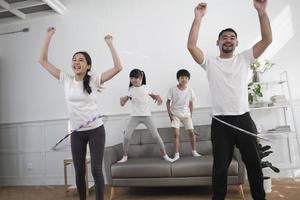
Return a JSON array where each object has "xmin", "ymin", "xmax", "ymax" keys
[{"xmin": 171, "ymin": 115, "xmax": 194, "ymax": 130}]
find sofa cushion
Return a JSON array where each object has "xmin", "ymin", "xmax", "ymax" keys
[
  {"xmin": 111, "ymin": 158, "xmax": 172, "ymax": 178},
  {"xmin": 138, "ymin": 125, "xmax": 211, "ymax": 145},
  {"xmin": 177, "ymin": 141, "xmax": 212, "ymax": 156},
  {"xmin": 127, "ymin": 131, "xmax": 141, "ymax": 145},
  {"xmin": 126, "ymin": 125, "xmax": 212, "ymax": 158},
  {"xmin": 172, "ymin": 156, "xmax": 239, "ymax": 177},
  {"xmin": 194, "ymin": 125, "xmax": 211, "ymax": 140}
]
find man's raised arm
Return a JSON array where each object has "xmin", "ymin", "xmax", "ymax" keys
[
  {"xmin": 252, "ymin": 0, "xmax": 272, "ymax": 58},
  {"xmin": 187, "ymin": 3, "xmax": 207, "ymax": 65}
]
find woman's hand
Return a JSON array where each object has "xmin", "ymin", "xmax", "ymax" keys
[
  {"xmin": 46, "ymin": 27, "xmax": 56, "ymax": 37},
  {"xmin": 104, "ymin": 35, "xmax": 113, "ymax": 45}
]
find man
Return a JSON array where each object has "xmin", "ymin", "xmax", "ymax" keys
[{"xmin": 187, "ymin": 1, "xmax": 272, "ymax": 199}]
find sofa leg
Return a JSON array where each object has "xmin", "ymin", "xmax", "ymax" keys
[
  {"xmin": 238, "ymin": 184, "xmax": 245, "ymax": 200},
  {"xmin": 110, "ymin": 186, "xmax": 115, "ymax": 200}
]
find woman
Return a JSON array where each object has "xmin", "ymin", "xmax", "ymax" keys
[{"xmin": 39, "ymin": 27, "xmax": 122, "ymax": 200}]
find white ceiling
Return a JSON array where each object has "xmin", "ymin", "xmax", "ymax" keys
[{"xmin": 0, "ymin": 0, "xmax": 66, "ymax": 24}]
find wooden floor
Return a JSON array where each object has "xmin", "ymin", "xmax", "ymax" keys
[{"xmin": 1, "ymin": 178, "xmax": 300, "ymax": 200}]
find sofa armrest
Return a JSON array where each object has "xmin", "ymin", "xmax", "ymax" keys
[
  {"xmin": 233, "ymin": 148, "xmax": 245, "ymax": 184},
  {"xmin": 103, "ymin": 143, "xmax": 123, "ymax": 185}
]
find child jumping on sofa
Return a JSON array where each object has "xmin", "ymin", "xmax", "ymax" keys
[
  {"xmin": 166, "ymin": 69, "xmax": 201, "ymax": 162},
  {"xmin": 117, "ymin": 68, "xmax": 173, "ymax": 163}
]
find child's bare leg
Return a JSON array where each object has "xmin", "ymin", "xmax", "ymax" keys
[
  {"xmin": 187, "ymin": 129, "xmax": 201, "ymax": 157},
  {"xmin": 173, "ymin": 128, "xmax": 180, "ymax": 161}
]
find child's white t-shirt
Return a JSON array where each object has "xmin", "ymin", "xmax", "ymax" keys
[
  {"xmin": 200, "ymin": 49, "xmax": 254, "ymax": 115},
  {"xmin": 167, "ymin": 86, "xmax": 196, "ymax": 117},
  {"xmin": 59, "ymin": 71, "xmax": 103, "ymax": 131},
  {"xmin": 127, "ymin": 85, "xmax": 152, "ymax": 116}
]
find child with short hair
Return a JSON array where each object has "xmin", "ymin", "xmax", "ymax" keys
[{"xmin": 166, "ymin": 69, "xmax": 201, "ymax": 162}]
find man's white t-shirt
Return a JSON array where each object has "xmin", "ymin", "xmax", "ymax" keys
[
  {"xmin": 59, "ymin": 71, "xmax": 103, "ymax": 131},
  {"xmin": 200, "ymin": 49, "xmax": 255, "ymax": 116},
  {"xmin": 167, "ymin": 86, "xmax": 196, "ymax": 117},
  {"xmin": 127, "ymin": 85, "xmax": 152, "ymax": 116}
]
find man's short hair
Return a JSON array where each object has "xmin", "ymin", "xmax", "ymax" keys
[
  {"xmin": 177, "ymin": 69, "xmax": 190, "ymax": 79},
  {"xmin": 218, "ymin": 28, "xmax": 238, "ymax": 39}
]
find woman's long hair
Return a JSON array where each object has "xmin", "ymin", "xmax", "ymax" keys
[{"xmin": 73, "ymin": 51, "xmax": 92, "ymax": 94}]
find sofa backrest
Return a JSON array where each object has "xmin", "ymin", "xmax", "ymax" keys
[{"xmin": 127, "ymin": 125, "xmax": 212, "ymax": 158}]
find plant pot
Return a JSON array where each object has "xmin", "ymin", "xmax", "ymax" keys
[
  {"xmin": 263, "ymin": 176, "xmax": 272, "ymax": 193},
  {"xmin": 252, "ymin": 71, "xmax": 260, "ymax": 82}
]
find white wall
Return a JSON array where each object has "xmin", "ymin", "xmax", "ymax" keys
[
  {"xmin": 0, "ymin": 0, "xmax": 299, "ymax": 123},
  {"xmin": 0, "ymin": 0, "xmax": 300, "ymax": 185}
]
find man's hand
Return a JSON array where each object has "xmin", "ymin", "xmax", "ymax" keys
[
  {"xmin": 254, "ymin": 0, "xmax": 267, "ymax": 13},
  {"xmin": 194, "ymin": 2, "xmax": 207, "ymax": 19}
]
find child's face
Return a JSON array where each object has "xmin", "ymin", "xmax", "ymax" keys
[
  {"xmin": 130, "ymin": 77, "xmax": 142, "ymax": 87},
  {"xmin": 178, "ymin": 76, "xmax": 190, "ymax": 86}
]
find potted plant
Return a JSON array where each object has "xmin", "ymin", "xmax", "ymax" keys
[
  {"xmin": 248, "ymin": 59, "xmax": 275, "ymax": 106},
  {"xmin": 258, "ymin": 142, "xmax": 280, "ymax": 193},
  {"xmin": 250, "ymin": 59, "xmax": 275, "ymax": 82},
  {"xmin": 248, "ymin": 82, "xmax": 263, "ymax": 105}
]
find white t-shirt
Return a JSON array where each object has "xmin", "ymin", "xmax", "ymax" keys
[
  {"xmin": 200, "ymin": 49, "xmax": 254, "ymax": 116},
  {"xmin": 59, "ymin": 71, "xmax": 103, "ymax": 131},
  {"xmin": 167, "ymin": 86, "xmax": 196, "ymax": 117},
  {"xmin": 127, "ymin": 85, "xmax": 152, "ymax": 116}
]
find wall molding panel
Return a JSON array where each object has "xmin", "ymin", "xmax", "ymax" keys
[{"xmin": 0, "ymin": 102, "xmax": 299, "ymax": 185}]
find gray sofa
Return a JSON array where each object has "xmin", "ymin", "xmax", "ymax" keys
[{"xmin": 104, "ymin": 125, "xmax": 245, "ymax": 199}]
